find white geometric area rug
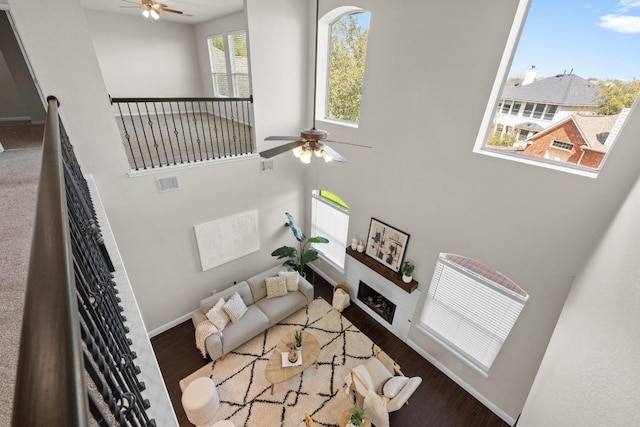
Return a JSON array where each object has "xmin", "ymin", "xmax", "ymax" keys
[{"xmin": 179, "ymin": 298, "xmax": 377, "ymax": 427}]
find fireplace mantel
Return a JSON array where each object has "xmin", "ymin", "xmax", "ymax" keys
[{"xmin": 346, "ymin": 247, "xmax": 418, "ymax": 293}]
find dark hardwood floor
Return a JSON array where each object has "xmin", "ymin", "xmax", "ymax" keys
[{"xmin": 151, "ymin": 270, "xmax": 511, "ymax": 427}]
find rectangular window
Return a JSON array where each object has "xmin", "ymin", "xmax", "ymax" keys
[
  {"xmin": 501, "ymin": 101, "xmax": 512, "ymax": 114},
  {"xmin": 532, "ymin": 103, "xmax": 545, "ymax": 119},
  {"xmin": 511, "ymin": 102, "xmax": 522, "ymax": 115},
  {"xmin": 311, "ymin": 190, "xmax": 350, "ymax": 269},
  {"xmin": 418, "ymin": 254, "xmax": 528, "ymax": 374},
  {"xmin": 551, "ymin": 140, "xmax": 573, "ymax": 151},
  {"xmin": 207, "ymin": 31, "xmax": 250, "ymax": 98},
  {"xmin": 543, "ymin": 104, "xmax": 557, "ymax": 121},
  {"xmin": 522, "ymin": 102, "xmax": 534, "ymax": 118}
]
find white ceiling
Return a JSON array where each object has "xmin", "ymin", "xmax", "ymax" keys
[{"xmin": 81, "ymin": 0, "xmax": 244, "ymax": 25}]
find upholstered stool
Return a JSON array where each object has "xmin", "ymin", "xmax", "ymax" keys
[{"xmin": 182, "ymin": 377, "xmax": 219, "ymax": 426}]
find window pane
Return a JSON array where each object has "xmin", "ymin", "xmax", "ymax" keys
[
  {"xmin": 210, "ymin": 36, "xmax": 227, "ymax": 73},
  {"xmin": 532, "ymin": 103, "xmax": 545, "ymax": 119},
  {"xmin": 511, "ymin": 102, "xmax": 522, "ymax": 115},
  {"xmin": 230, "ymin": 32, "xmax": 248, "ymax": 73},
  {"xmin": 501, "ymin": 101, "xmax": 512, "ymax": 114},
  {"xmin": 311, "ymin": 191, "xmax": 350, "ymax": 269},
  {"xmin": 543, "ymin": 104, "xmax": 557, "ymax": 120},
  {"xmin": 214, "ymin": 74, "xmax": 230, "ymax": 97},
  {"xmin": 523, "ymin": 102, "xmax": 534, "ymax": 117},
  {"xmin": 234, "ymin": 74, "xmax": 251, "ymax": 98},
  {"xmin": 327, "ymin": 12, "xmax": 370, "ymax": 123}
]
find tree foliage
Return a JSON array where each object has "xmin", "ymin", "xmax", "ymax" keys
[
  {"xmin": 595, "ymin": 79, "xmax": 640, "ymax": 115},
  {"xmin": 328, "ymin": 13, "xmax": 369, "ymax": 123}
]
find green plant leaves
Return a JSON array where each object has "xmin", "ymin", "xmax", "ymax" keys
[
  {"xmin": 285, "ymin": 212, "xmax": 305, "ymax": 242},
  {"xmin": 271, "ymin": 246, "xmax": 298, "ymax": 259}
]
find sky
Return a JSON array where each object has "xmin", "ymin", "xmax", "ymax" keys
[{"xmin": 510, "ymin": 0, "xmax": 640, "ymax": 80}]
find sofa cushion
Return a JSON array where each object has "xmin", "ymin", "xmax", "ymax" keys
[
  {"xmin": 278, "ymin": 271, "xmax": 299, "ymax": 291},
  {"xmin": 200, "ymin": 293, "xmax": 220, "ymax": 314},
  {"xmin": 223, "ymin": 292, "xmax": 248, "ymax": 323},
  {"xmin": 255, "ymin": 291, "xmax": 307, "ymax": 325},
  {"xmin": 247, "ymin": 265, "xmax": 285, "ymax": 301},
  {"xmin": 206, "ymin": 298, "xmax": 230, "ymax": 331},
  {"xmin": 220, "ymin": 305, "xmax": 269, "ymax": 354},
  {"xmin": 265, "ymin": 276, "xmax": 288, "ymax": 298},
  {"xmin": 213, "ymin": 281, "xmax": 254, "ymax": 307}
]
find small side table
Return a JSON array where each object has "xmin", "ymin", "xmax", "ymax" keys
[{"xmin": 338, "ymin": 408, "xmax": 372, "ymax": 427}]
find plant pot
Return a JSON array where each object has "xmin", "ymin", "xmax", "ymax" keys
[{"xmin": 402, "ymin": 273, "xmax": 412, "ymax": 283}]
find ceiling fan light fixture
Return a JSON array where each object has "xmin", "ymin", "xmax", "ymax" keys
[
  {"xmin": 150, "ymin": 9, "xmax": 160, "ymax": 19},
  {"xmin": 314, "ymin": 148, "xmax": 323, "ymax": 157},
  {"xmin": 321, "ymin": 151, "xmax": 333, "ymax": 162},
  {"xmin": 142, "ymin": 9, "xmax": 150, "ymax": 18},
  {"xmin": 300, "ymin": 149, "xmax": 313, "ymax": 164},
  {"xmin": 292, "ymin": 146, "xmax": 304, "ymax": 158}
]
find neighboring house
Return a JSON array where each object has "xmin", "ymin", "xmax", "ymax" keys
[
  {"xmin": 523, "ymin": 113, "xmax": 624, "ymax": 169},
  {"xmin": 493, "ymin": 66, "xmax": 600, "ymax": 143}
]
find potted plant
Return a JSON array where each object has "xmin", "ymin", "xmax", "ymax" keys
[
  {"xmin": 347, "ymin": 405, "xmax": 365, "ymax": 427},
  {"xmin": 401, "ymin": 261, "xmax": 415, "ymax": 283},
  {"xmin": 271, "ymin": 212, "xmax": 329, "ymax": 275},
  {"xmin": 294, "ymin": 330, "xmax": 303, "ymax": 349}
]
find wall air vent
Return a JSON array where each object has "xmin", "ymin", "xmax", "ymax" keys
[
  {"xmin": 156, "ymin": 176, "xmax": 180, "ymax": 193},
  {"xmin": 260, "ymin": 160, "xmax": 274, "ymax": 172}
]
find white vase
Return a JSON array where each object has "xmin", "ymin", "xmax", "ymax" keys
[
  {"xmin": 402, "ymin": 273, "xmax": 412, "ymax": 283},
  {"xmin": 357, "ymin": 242, "xmax": 365, "ymax": 253},
  {"xmin": 351, "ymin": 237, "xmax": 358, "ymax": 250}
]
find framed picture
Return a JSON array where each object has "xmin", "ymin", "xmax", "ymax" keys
[{"xmin": 365, "ymin": 218, "xmax": 410, "ymax": 272}]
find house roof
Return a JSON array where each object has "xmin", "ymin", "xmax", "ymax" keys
[
  {"xmin": 501, "ymin": 73, "xmax": 599, "ymax": 106},
  {"xmin": 528, "ymin": 113, "xmax": 620, "ymax": 151},
  {"xmin": 515, "ymin": 122, "xmax": 544, "ymax": 132}
]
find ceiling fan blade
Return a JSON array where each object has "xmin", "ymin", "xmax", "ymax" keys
[
  {"xmin": 160, "ymin": 7, "xmax": 184, "ymax": 14},
  {"xmin": 318, "ymin": 143, "xmax": 348, "ymax": 162},
  {"xmin": 259, "ymin": 140, "xmax": 305, "ymax": 158},
  {"xmin": 265, "ymin": 135, "xmax": 300, "ymax": 141},
  {"xmin": 325, "ymin": 139, "xmax": 373, "ymax": 149}
]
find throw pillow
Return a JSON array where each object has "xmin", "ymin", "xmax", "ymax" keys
[
  {"xmin": 379, "ymin": 375, "xmax": 409, "ymax": 399},
  {"xmin": 265, "ymin": 276, "xmax": 288, "ymax": 298},
  {"xmin": 278, "ymin": 271, "xmax": 299, "ymax": 292},
  {"xmin": 223, "ymin": 292, "xmax": 248, "ymax": 323},
  {"xmin": 205, "ymin": 298, "xmax": 230, "ymax": 331}
]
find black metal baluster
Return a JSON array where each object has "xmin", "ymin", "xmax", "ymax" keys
[
  {"xmin": 135, "ymin": 103, "xmax": 153, "ymax": 169},
  {"xmin": 191, "ymin": 100, "xmax": 205, "ymax": 160},
  {"xmin": 127, "ymin": 103, "xmax": 147, "ymax": 170},
  {"xmin": 168, "ymin": 102, "xmax": 187, "ymax": 164},
  {"xmin": 152, "ymin": 102, "xmax": 170, "ymax": 166},
  {"xmin": 115, "ymin": 102, "xmax": 139, "ymax": 170},
  {"xmin": 160, "ymin": 102, "xmax": 178, "ymax": 165},
  {"xmin": 203, "ymin": 100, "xmax": 216, "ymax": 159}
]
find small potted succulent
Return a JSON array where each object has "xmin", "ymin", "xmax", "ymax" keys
[
  {"xmin": 294, "ymin": 330, "xmax": 303, "ymax": 350},
  {"xmin": 401, "ymin": 261, "xmax": 415, "ymax": 283},
  {"xmin": 347, "ymin": 405, "xmax": 365, "ymax": 427}
]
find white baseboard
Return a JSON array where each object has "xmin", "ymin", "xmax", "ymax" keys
[
  {"xmin": 0, "ymin": 116, "xmax": 30, "ymax": 122},
  {"xmin": 406, "ymin": 338, "xmax": 517, "ymax": 426},
  {"xmin": 148, "ymin": 311, "xmax": 194, "ymax": 338}
]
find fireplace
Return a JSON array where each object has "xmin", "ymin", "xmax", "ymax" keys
[{"xmin": 357, "ymin": 281, "xmax": 396, "ymax": 324}]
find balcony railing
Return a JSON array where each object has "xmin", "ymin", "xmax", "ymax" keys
[
  {"xmin": 12, "ymin": 96, "xmax": 155, "ymax": 426},
  {"xmin": 111, "ymin": 96, "xmax": 254, "ymax": 171}
]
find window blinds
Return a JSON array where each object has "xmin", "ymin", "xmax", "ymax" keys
[
  {"xmin": 419, "ymin": 254, "xmax": 528, "ymax": 373},
  {"xmin": 311, "ymin": 193, "xmax": 349, "ymax": 269}
]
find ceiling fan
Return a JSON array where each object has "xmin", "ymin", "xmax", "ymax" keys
[
  {"xmin": 121, "ymin": 0, "xmax": 190, "ymax": 20},
  {"xmin": 259, "ymin": 0, "xmax": 371, "ymax": 164}
]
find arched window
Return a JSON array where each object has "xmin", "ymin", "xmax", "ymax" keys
[
  {"xmin": 317, "ymin": 8, "xmax": 370, "ymax": 125},
  {"xmin": 418, "ymin": 253, "xmax": 528, "ymax": 376}
]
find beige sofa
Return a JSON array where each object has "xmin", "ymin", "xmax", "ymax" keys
[{"xmin": 192, "ymin": 265, "xmax": 314, "ymax": 361}]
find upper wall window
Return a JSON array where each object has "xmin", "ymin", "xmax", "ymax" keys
[
  {"xmin": 207, "ymin": 31, "xmax": 250, "ymax": 98},
  {"xmin": 316, "ymin": 8, "xmax": 370, "ymax": 126},
  {"xmin": 311, "ymin": 190, "xmax": 350, "ymax": 270},
  {"xmin": 474, "ymin": 0, "xmax": 640, "ymax": 177}
]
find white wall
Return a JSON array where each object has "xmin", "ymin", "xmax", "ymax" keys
[
  {"xmin": 0, "ymin": 50, "xmax": 28, "ymax": 119},
  {"xmin": 517, "ymin": 172, "xmax": 640, "ymax": 426},
  {"xmin": 7, "ymin": 0, "xmax": 308, "ymax": 333},
  {"xmin": 85, "ymin": 10, "xmax": 203, "ymax": 97},
  {"xmin": 303, "ymin": 0, "xmax": 640, "ymax": 422}
]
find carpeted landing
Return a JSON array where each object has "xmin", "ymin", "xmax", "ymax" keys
[{"xmin": 180, "ymin": 298, "xmax": 376, "ymax": 427}]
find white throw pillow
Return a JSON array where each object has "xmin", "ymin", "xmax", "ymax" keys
[
  {"xmin": 205, "ymin": 298, "xmax": 230, "ymax": 331},
  {"xmin": 265, "ymin": 276, "xmax": 288, "ymax": 298},
  {"xmin": 223, "ymin": 292, "xmax": 248, "ymax": 323},
  {"xmin": 380, "ymin": 375, "xmax": 409, "ymax": 399},
  {"xmin": 278, "ymin": 271, "xmax": 299, "ymax": 292}
]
